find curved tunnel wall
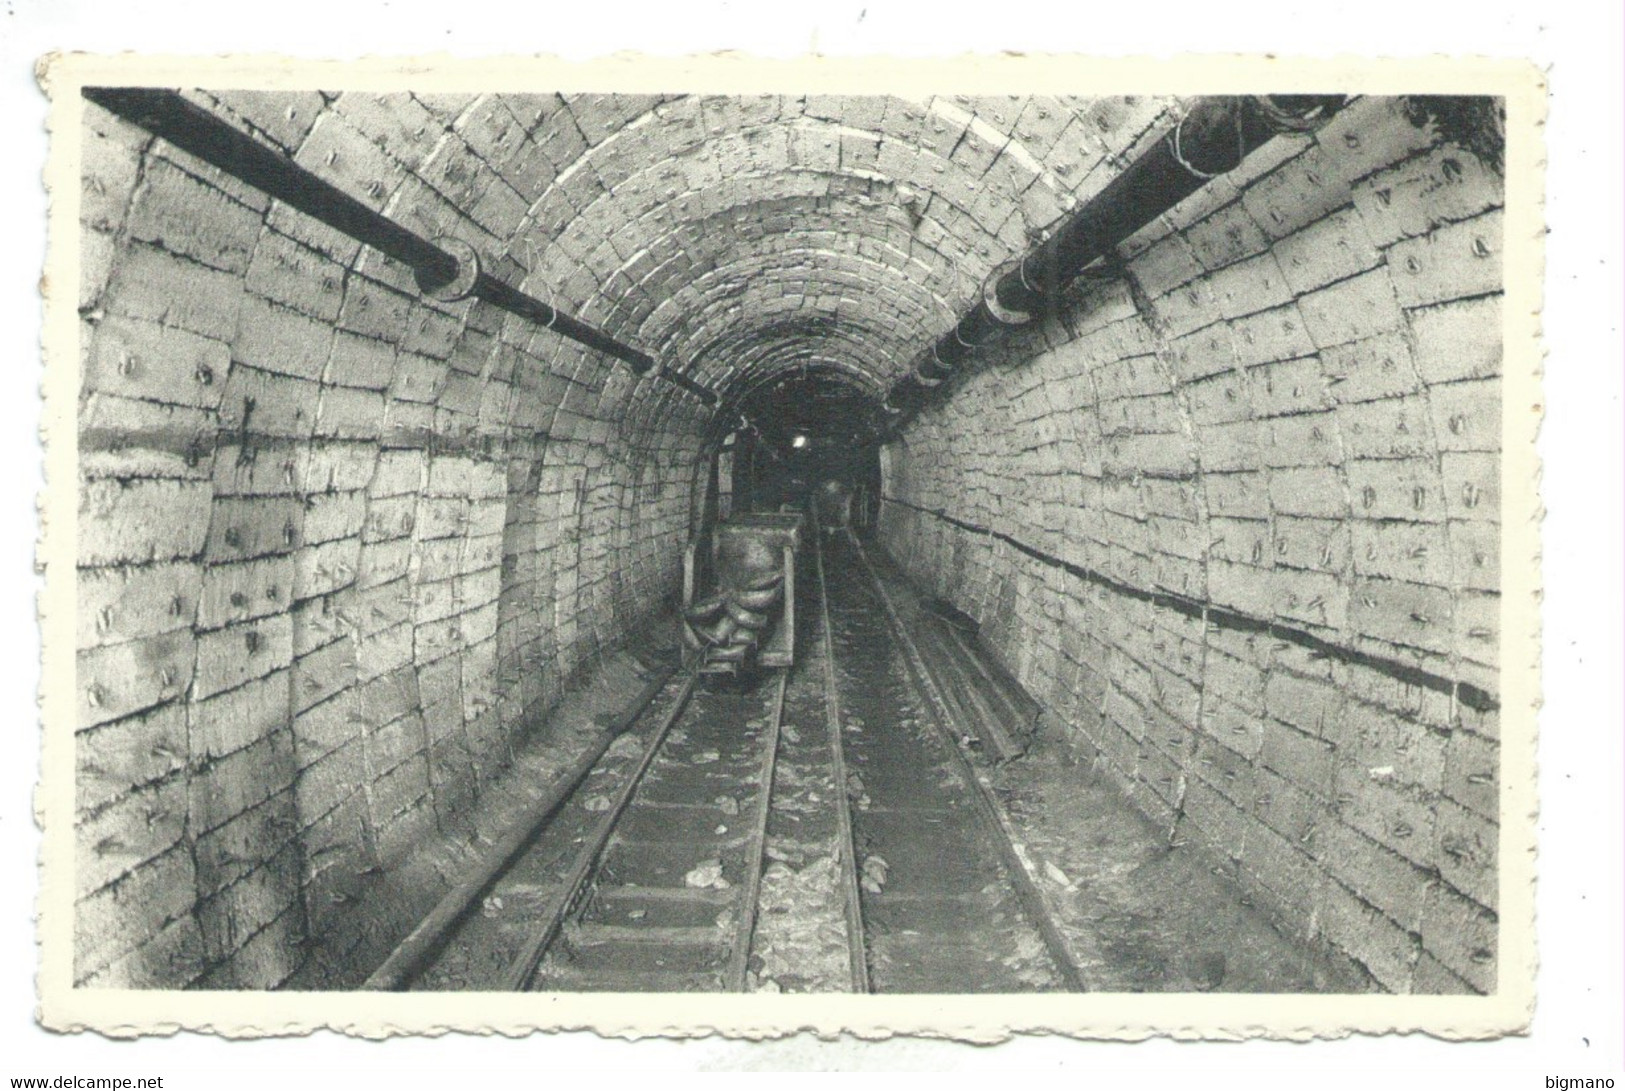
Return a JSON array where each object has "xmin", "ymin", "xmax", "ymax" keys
[
  {"xmin": 73, "ymin": 88, "xmax": 1160, "ymax": 988},
  {"xmin": 879, "ymin": 95, "xmax": 1506, "ymax": 992},
  {"xmin": 72, "ymin": 87, "xmax": 1505, "ymax": 994},
  {"xmin": 74, "ymin": 93, "xmax": 716, "ymax": 987}
]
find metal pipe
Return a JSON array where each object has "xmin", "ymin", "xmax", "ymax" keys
[
  {"xmin": 84, "ymin": 87, "xmax": 458, "ymax": 281},
  {"xmin": 883, "ymin": 95, "xmax": 1345, "ymax": 429},
  {"xmin": 82, "ymin": 87, "xmax": 714, "ymax": 403},
  {"xmin": 655, "ymin": 365, "xmax": 721, "ymax": 406},
  {"xmin": 463, "ymin": 271, "xmax": 649, "ymax": 374}
]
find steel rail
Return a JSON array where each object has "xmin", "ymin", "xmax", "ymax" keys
[
  {"xmin": 501, "ymin": 668, "xmax": 702, "ymax": 991},
  {"xmin": 812, "ymin": 520, "xmax": 874, "ymax": 994},
  {"xmin": 360, "ymin": 662, "xmax": 678, "ymax": 991},
  {"xmin": 846, "ymin": 531, "xmax": 1088, "ymax": 992},
  {"xmin": 722, "ymin": 668, "xmax": 791, "ymax": 991}
]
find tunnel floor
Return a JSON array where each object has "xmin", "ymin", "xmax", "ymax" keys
[{"xmin": 343, "ymin": 531, "xmax": 1363, "ymax": 994}]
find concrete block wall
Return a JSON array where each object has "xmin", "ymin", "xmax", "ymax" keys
[
  {"xmin": 881, "ymin": 97, "xmax": 1506, "ymax": 993},
  {"xmin": 73, "ymin": 93, "xmax": 705, "ymax": 987}
]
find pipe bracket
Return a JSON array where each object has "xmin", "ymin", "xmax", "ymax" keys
[
  {"xmin": 416, "ymin": 238, "xmax": 481, "ymax": 302},
  {"xmin": 910, "ymin": 364, "xmax": 944, "ymax": 388},
  {"xmin": 983, "ymin": 260, "xmax": 1034, "ymax": 326},
  {"xmin": 1250, "ymin": 95, "xmax": 1344, "ymax": 135}
]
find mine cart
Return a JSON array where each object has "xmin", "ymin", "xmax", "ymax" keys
[{"xmin": 681, "ymin": 512, "xmax": 804, "ymax": 673}]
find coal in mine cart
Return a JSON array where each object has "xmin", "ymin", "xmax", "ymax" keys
[{"xmin": 681, "ymin": 512, "xmax": 804, "ymax": 674}]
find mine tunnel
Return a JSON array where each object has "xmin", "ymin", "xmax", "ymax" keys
[{"xmin": 72, "ymin": 88, "xmax": 1504, "ymax": 995}]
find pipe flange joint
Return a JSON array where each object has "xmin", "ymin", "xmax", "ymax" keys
[
  {"xmin": 982, "ymin": 259, "xmax": 1033, "ymax": 326},
  {"xmin": 417, "ymin": 237, "xmax": 481, "ymax": 302}
]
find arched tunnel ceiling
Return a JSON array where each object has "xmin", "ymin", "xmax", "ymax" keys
[{"xmin": 368, "ymin": 91, "xmax": 1177, "ymax": 430}]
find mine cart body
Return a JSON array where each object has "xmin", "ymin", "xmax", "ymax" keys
[{"xmin": 683, "ymin": 512, "xmax": 803, "ymax": 672}]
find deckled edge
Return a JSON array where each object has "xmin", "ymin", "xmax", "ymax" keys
[{"xmin": 33, "ymin": 48, "xmax": 1547, "ymax": 1044}]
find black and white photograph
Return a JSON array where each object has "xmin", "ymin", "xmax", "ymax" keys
[
  {"xmin": 36, "ymin": 54, "xmax": 1544, "ymax": 1042},
  {"xmin": 1, "ymin": 0, "xmax": 1621, "ymax": 1079}
]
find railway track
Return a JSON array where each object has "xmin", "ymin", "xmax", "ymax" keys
[
  {"xmin": 824, "ymin": 529, "xmax": 1083, "ymax": 992},
  {"xmin": 367, "ymin": 526, "xmax": 1084, "ymax": 994}
]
